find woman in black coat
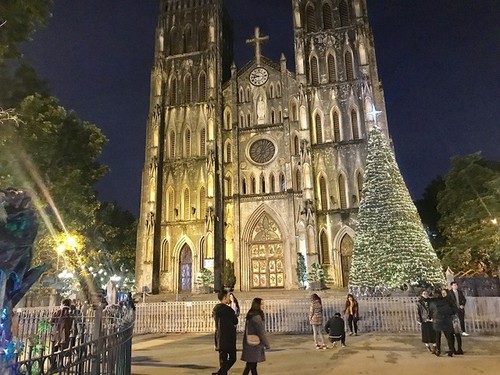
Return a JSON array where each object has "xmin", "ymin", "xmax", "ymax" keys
[
  {"xmin": 416, "ymin": 290, "xmax": 436, "ymax": 353},
  {"xmin": 241, "ymin": 298, "xmax": 270, "ymax": 375},
  {"xmin": 429, "ymin": 289, "xmax": 458, "ymax": 357}
]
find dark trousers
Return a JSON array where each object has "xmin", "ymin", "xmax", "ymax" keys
[
  {"xmin": 454, "ymin": 333, "xmax": 462, "ymax": 351},
  {"xmin": 216, "ymin": 349, "xmax": 236, "ymax": 375},
  {"xmin": 435, "ymin": 331, "xmax": 455, "ymax": 353},
  {"xmin": 347, "ymin": 315, "xmax": 358, "ymax": 334},
  {"xmin": 242, "ymin": 362, "xmax": 258, "ymax": 375},
  {"xmin": 457, "ymin": 308, "xmax": 466, "ymax": 332},
  {"xmin": 328, "ymin": 332, "xmax": 346, "ymax": 345}
]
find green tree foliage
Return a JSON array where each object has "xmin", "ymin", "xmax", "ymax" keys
[
  {"xmin": 0, "ymin": 0, "xmax": 53, "ymax": 59},
  {"xmin": 349, "ymin": 126, "xmax": 444, "ymax": 295},
  {"xmin": 416, "ymin": 177, "xmax": 446, "ymax": 248},
  {"xmin": 436, "ymin": 153, "xmax": 500, "ymax": 276}
]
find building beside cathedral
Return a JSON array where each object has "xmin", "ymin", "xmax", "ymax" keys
[{"xmin": 136, "ymin": 0, "xmax": 390, "ymax": 294}]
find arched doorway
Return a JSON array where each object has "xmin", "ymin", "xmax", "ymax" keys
[
  {"xmin": 250, "ymin": 214, "xmax": 284, "ymax": 288},
  {"xmin": 340, "ymin": 234, "xmax": 353, "ymax": 287},
  {"xmin": 178, "ymin": 244, "xmax": 192, "ymax": 292}
]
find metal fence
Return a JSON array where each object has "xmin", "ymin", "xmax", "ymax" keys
[
  {"xmin": 3, "ymin": 305, "xmax": 134, "ymax": 375},
  {"xmin": 134, "ymin": 297, "xmax": 500, "ymax": 335}
]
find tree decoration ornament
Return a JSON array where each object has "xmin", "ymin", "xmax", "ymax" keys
[{"xmin": 349, "ymin": 126, "xmax": 445, "ymax": 296}]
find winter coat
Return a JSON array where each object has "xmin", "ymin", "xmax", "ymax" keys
[
  {"xmin": 429, "ymin": 296, "xmax": 457, "ymax": 333},
  {"xmin": 51, "ymin": 306, "xmax": 74, "ymax": 347},
  {"xmin": 309, "ymin": 300, "xmax": 323, "ymax": 325},
  {"xmin": 324, "ymin": 316, "xmax": 345, "ymax": 338},
  {"xmin": 448, "ymin": 289, "xmax": 466, "ymax": 307},
  {"xmin": 416, "ymin": 297, "xmax": 432, "ymax": 323},
  {"xmin": 344, "ymin": 299, "xmax": 359, "ymax": 319},
  {"xmin": 212, "ymin": 303, "xmax": 238, "ymax": 352},
  {"xmin": 241, "ymin": 313, "xmax": 270, "ymax": 363}
]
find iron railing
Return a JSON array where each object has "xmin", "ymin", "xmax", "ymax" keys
[{"xmin": 2, "ymin": 305, "xmax": 134, "ymax": 375}]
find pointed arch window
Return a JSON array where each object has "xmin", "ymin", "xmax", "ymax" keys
[
  {"xmin": 277, "ymin": 82, "xmax": 281, "ymax": 97},
  {"xmin": 327, "ymin": 53, "xmax": 336, "ymax": 83},
  {"xmin": 270, "ymin": 174, "xmax": 276, "ymax": 192},
  {"xmin": 167, "ymin": 188, "xmax": 174, "ymax": 221},
  {"xmin": 246, "ymin": 86, "xmax": 251, "ymax": 102},
  {"xmin": 199, "ymin": 72, "xmax": 207, "ymax": 101},
  {"xmin": 319, "ymin": 176, "xmax": 328, "ymax": 210},
  {"xmin": 322, "ymin": 3, "xmax": 333, "ymax": 29},
  {"xmin": 271, "ymin": 109, "xmax": 275, "ymax": 124},
  {"xmin": 293, "ymin": 135, "xmax": 300, "ymax": 156},
  {"xmin": 345, "ymin": 51, "xmax": 354, "ymax": 81},
  {"xmin": 306, "ymin": 5, "xmax": 317, "ymax": 32},
  {"xmin": 169, "ymin": 130, "xmax": 176, "ymax": 158},
  {"xmin": 170, "ymin": 27, "xmax": 179, "ymax": 54},
  {"xmin": 340, "ymin": 0, "xmax": 350, "ymax": 27},
  {"xmin": 239, "ymin": 87, "xmax": 244, "ymax": 102},
  {"xmin": 184, "ymin": 25, "xmax": 193, "ymax": 53},
  {"xmin": 226, "ymin": 175, "xmax": 233, "ymax": 196},
  {"xmin": 240, "ymin": 113, "xmax": 245, "ymax": 127},
  {"xmin": 247, "ymin": 112, "xmax": 251, "ymax": 127},
  {"xmin": 280, "ymin": 173, "xmax": 286, "ymax": 192},
  {"xmin": 160, "ymin": 240, "xmax": 169, "ymax": 271},
  {"xmin": 333, "ymin": 111, "xmax": 341, "ymax": 142},
  {"xmin": 199, "ymin": 24, "xmax": 208, "ymax": 50},
  {"xmin": 315, "ymin": 113, "xmax": 323, "ymax": 143},
  {"xmin": 242, "ymin": 177, "xmax": 247, "ymax": 194},
  {"xmin": 199, "ymin": 187, "xmax": 206, "ymax": 219},
  {"xmin": 320, "ymin": 231, "xmax": 330, "ymax": 264},
  {"xmin": 250, "ymin": 175, "xmax": 256, "ymax": 194},
  {"xmin": 200, "ymin": 127, "xmax": 206, "ymax": 156},
  {"xmin": 170, "ymin": 77, "xmax": 177, "ymax": 105},
  {"xmin": 295, "ymin": 169, "xmax": 302, "ymax": 191},
  {"xmin": 183, "ymin": 188, "xmax": 190, "ymax": 220},
  {"xmin": 224, "ymin": 109, "xmax": 232, "ymax": 129},
  {"xmin": 270, "ymin": 84, "xmax": 274, "ymax": 98},
  {"xmin": 226, "ymin": 142, "xmax": 232, "ymax": 163},
  {"xmin": 184, "ymin": 128, "xmax": 191, "ymax": 157},
  {"xmin": 310, "ymin": 56, "xmax": 319, "ymax": 85},
  {"xmin": 356, "ymin": 171, "xmax": 363, "ymax": 205},
  {"xmin": 338, "ymin": 174, "xmax": 347, "ymax": 209},
  {"xmin": 291, "ymin": 101, "xmax": 298, "ymax": 121},
  {"xmin": 260, "ymin": 174, "xmax": 266, "ymax": 194},
  {"xmin": 351, "ymin": 109, "xmax": 359, "ymax": 139},
  {"xmin": 184, "ymin": 75, "xmax": 192, "ymax": 103}
]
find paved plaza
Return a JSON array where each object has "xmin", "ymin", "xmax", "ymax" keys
[{"xmin": 132, "ymin": 332, "xmax": 500, "ymax": 375}]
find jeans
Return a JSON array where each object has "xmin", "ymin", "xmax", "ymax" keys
[
  {"xmin": 312, "ymin": 324, "xmax": 325, "ymax": 345},
  {"xmin": 347, "ymin": 315, "xmax": 358, "ymax": 334}
]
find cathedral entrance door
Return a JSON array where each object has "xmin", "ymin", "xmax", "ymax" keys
[
  {"xmin": 250, "ymin": 214, "xmax": 284, "ymax": 289},
  {"xmin": 340, "ymin": 234, "xmax": 353, "ymax": 287},
  {"xmin": 178, "ymin": 244, "xmax": 192, "ymax": 292}
]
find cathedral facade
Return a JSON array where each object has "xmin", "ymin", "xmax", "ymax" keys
[{"xmin": 136, "ymin": 0, "xmax": 390, "ymax": 294}]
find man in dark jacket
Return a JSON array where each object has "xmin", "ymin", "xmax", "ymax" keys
[
  {"xmin": 212, "ymin": 290, "xmax": 238, "ymax": 375},
  {"xmin": 429, "ymin": 290, "xmax": 458, "ymax": 356},
  {"xmin": 324, "ymin": 312, "xmax": 346, "ymax": 347},
  {"xmin": 449, "ymin": 281, "xmax": 468, "ymax": 335}
]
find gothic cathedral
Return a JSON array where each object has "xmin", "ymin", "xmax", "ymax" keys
[{"xmin": 136, "ymin": 0, "xmax": 390, "ymax": 294}]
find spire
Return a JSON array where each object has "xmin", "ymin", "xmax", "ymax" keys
[{"xmin": 245, "ymin": 27, "xmax": 269, "ymax": 66}]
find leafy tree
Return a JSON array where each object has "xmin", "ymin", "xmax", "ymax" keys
[
  {"xmin": 349, "ymin": 126, "xmax": 444, "ymax": 295},
  {"xmin": 0, "ymin": 0, "xmax": 52, "ymax": 59},
  {"xmin": 437, "ymin": 153, "xmax": 500, "ymax": 276},
  {"xmin": 416, "ymin": 177, "xmax": 446, "ymax": 248}
]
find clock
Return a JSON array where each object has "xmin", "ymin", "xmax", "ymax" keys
[
  {"xmin": 249, "ymin": 138, "xmax": 276, "ymax": 164},
  {"xmin": 249, "ymin": 67, "xmax": 269, "ymax": 86}
]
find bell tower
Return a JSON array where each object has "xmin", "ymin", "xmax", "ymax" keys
[
  {"xmin": 136, "ymin": 0, "xmax": 232, "ymax": 294},
  {"xmin": 291, "ymin": 0, "xmax": 390, "ymax": 286}
]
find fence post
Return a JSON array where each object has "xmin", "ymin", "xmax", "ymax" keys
[{"xmin": 91, "ymin": 297, "xmax": 104, "ymax": 375}]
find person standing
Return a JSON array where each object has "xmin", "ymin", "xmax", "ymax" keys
[
  {"xmin": 416, "ymin": 290, "xmax": 436, "ymax": 353},
  {"xmin": 429, "ymin": 289, "xmax": 457, "ymax": 357},
  {"xmin": 309, "ymin": 294, "xmax": 327, "ymax": 349},
  {"xmin": 442, "ymin": 289, "xmax": 464, "ymax": 355},
  {"xmin": 51, "ymin": 299, "xmax": 75, "ymax": 351},
  {"xmin": 449, "ymin": 281, "xmax": 468, "ymax": 336},
  {"xmin": 344, "ymin": 294, "xmax": 359, "ymax": 336},
  {"xmin": 241, "ymin": 298, "xmax": 270, "ymax": 375},
  {"xmin": 324, "ymin": 312, "xmax": 346, "ymax": 347},
  {"xmin": 212, "ymin": 290, "xmax": 238, "ymax": 375}
]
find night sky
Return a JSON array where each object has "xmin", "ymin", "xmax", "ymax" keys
[{"xmin": 22, "ymin": 0, "xmax": 500, "ymax": 216}]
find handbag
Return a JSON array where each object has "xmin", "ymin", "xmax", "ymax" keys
[
  {"xmin": 452, "ymin": 314, "xmax": 462, "ymax": 334},
  {"xmin": 246, "ymin": 323, "xmax": 260, "ymax": 346}
]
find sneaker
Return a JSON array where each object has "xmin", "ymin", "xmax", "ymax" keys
[
  {"xmin": 354, "ymin": 333, "xmax": 358, "ymax": 336},
  {"xmin": 316, "ymin": 344, "xmax": 322, "ymax": 349},
  {"xmin": 322, "ymin": 345, "xmax": 327, "ymax": 350},
  {"xmin": 461, "ymin": 332, "xmax": 470, "ymax": 336},
  {"xmin": 341, "ymin": 344, "xmax": 346, "ymax": 348},
  {"xmin": 455, "ymin": 349, "xmax": 464, "ymax": 355},
  {"xmin": 332, "ymin": 342, "xmax": 337, "ymax": 347},
  {"xmin": 348, "ymin": 332, "xmax": 353, "ymax": 336}
]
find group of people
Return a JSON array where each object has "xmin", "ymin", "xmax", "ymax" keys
[
  {"xmin": 308, "ymin": 293, "xmax": 360, "ymax": 349},
  {"xmin": 417, "ymin": 281, "xmax": 469, "ymax": 357},
  {"xmin": 212, "ymin": 291, "xmax": 270, "ymax": 375}
]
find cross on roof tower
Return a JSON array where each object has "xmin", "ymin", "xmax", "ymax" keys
[{"xmin": 246, "ymin": 27, "xmax": 269, "ymax": 66}]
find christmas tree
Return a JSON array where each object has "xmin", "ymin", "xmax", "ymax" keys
[{"xmin": 349, "ymin": 126, "xmax": 444, "ymax": 296}]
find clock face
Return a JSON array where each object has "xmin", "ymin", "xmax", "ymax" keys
[
  {"xmin": 249, "ymin": 139, "xmax": 276, "ymax": 164},
  {"xmin": 249, "ymin": 67, "xmax": 269, "ymax": 86}
]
